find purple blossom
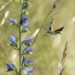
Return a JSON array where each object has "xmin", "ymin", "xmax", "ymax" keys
[
  {"xmin": 22, "ymin": 57, "xmax": 32, "ymax": 64},
  {"xmin": 26, "ymin": 48, "xmax": 32, "ymax": 53},
  {"xmin": 22, "ymin": 57, "xmax": 32, "ymax": 68},
  {"xmin": 26, "ymin": 67, "xmax": 33, "ymax": 73},
  {"xmin": 6, "ymin": 64, "xmax": 14, "ymax": 71},
  {"xmin": 23, "ymin": 47, "xmax": 32, "ymax": 54},
  {"xmin": 23, "ymin": 37, "xmax": 33, "ymax": 46},
  {"xmin": 10, "ymin": 18, "xmax": 17, "ymax": 25},
  {"xmin": 26, "ymin": 60, "xmax": 32, "ymax": 63},
  {"xmin": 24, "ymin": 37, "xmax": 33, "ymax": 43},
  {"xmin": 21, "ymin": 22, "xmax": 29, "ymax": 31},
  {"xmin": 22, "ymin": 67, "xmax": 33, "ymax": 74},
  {"xmin": 21, "ymin": 17, "xmax": 28, "ymax": 22},
  {"xmin": 10, "ymin": 35, "xmax": 16, "ymax": 45}
]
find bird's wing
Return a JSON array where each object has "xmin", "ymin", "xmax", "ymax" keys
[{"xmin": 53, "ymin": 26, "xmax": 64, "ymax": 33}]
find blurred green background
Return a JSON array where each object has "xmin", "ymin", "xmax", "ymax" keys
[{"xmin": 0, "ymin": 0, "xmax": 75, "ymax": 75}]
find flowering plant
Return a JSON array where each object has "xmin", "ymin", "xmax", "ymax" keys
[{"xmin": 6, "ymin": 0, "xmax": 33, "ymax": 75}]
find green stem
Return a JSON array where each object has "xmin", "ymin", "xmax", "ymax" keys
[
  {"xmin": 19, "ymin": 26, "xmax": 22, "ymax": 75},
  {"xmin": 18, "ymin": 1, "xmax": 24, "ymax": 75}
]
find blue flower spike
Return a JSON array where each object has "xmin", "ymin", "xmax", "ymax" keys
[
  {"xmin": 23, "ymin": 37, "xmax": 33, "ymax": 46},
  {"xmin": 7, "ymin": 0, "xmax": 33, "ymax": 74},
  {"xmin": 6, "ymin": 64, "xmax": 14, "ymax": 71},
  {"xmin": 22, "ymin": 67, "xmax": 33, "ymax": 74},
  {"xmin": 21, "ymin": 17, "xmax": 28, "ymax": 22},
  {"xmin": 10, "ymin": 18, "xmax": 17, "ymax": 25},
  {"xmin": 10, "ymin": 35, "xmax": 17, "ymax": 46}
]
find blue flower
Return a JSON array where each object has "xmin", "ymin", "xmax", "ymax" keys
[
  {"xmin": 22, "ymin": 67, "xmax": 33, "ymax": 74},
  {"xmin": 6, "ymin": 64, "xmax": 14, "ymax": 71},
  {"xmin": 10, "ymin": 18, "xmax": 17, "ymax": 25},
  {"xmin": 23, "ymin": 47, "xmax": 32, "ymax": 54},
  {"xmin": 23, "ymin": 37, "xmax": 33, "ymax": 46},
  {"xmin": 26, "ymin": 60, "xmax": 32, "ymax": 63},
  {"xmin": 22, "ymin": 57, "xmax": 32, "ymax": 64},
  {"xmin": 21, "ymin": 22, "xmax": 29, "ymax": 31},
  {"xmin": 21, "ymin": 17, "xmax": 28, "ymax": 22},
  {"xmin": 10, "ymin": 35, "xmax": 17, "ymax": 46},
  {"xmin": 22, "ymin": 57, "xmax": 32, "ymax": 67},
  {"xmin": 26, "ymin": 48, "xmax": 32, "ymax": 53},
  {"xmin": 24, "ymin": 37, "xmax": 32, "ymax": 43},
  {"xmin": 27, "ymin": 67, "xmax": 33, "ymax": 73}
]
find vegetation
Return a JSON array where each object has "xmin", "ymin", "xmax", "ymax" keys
[{"xmin": 0, "ymin": 0, "xmax": 75, "ymax": 75}]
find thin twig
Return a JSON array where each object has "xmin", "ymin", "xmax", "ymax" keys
[{"xmin": 57, "ymin": 42, "xmax": 68, "ymax": 75}]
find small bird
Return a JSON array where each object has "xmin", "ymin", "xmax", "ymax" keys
[
  {"xmin": 47, "ymin": 26, "xmax": 64, "ymax": 34},
  {"xmin": 53, "ymin": 3, "xmax": 56, "ymax": 9},
  {"xmin": 53, "ymin": 0, "xmax": 60, "ymax": 9},
  {"xmin": 47, "ymin": 25, "xmax": 52, "ymax": 33},
  {"xmin": 47, "ymin": 18, "xmax": 53, "ymax": 33}
]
